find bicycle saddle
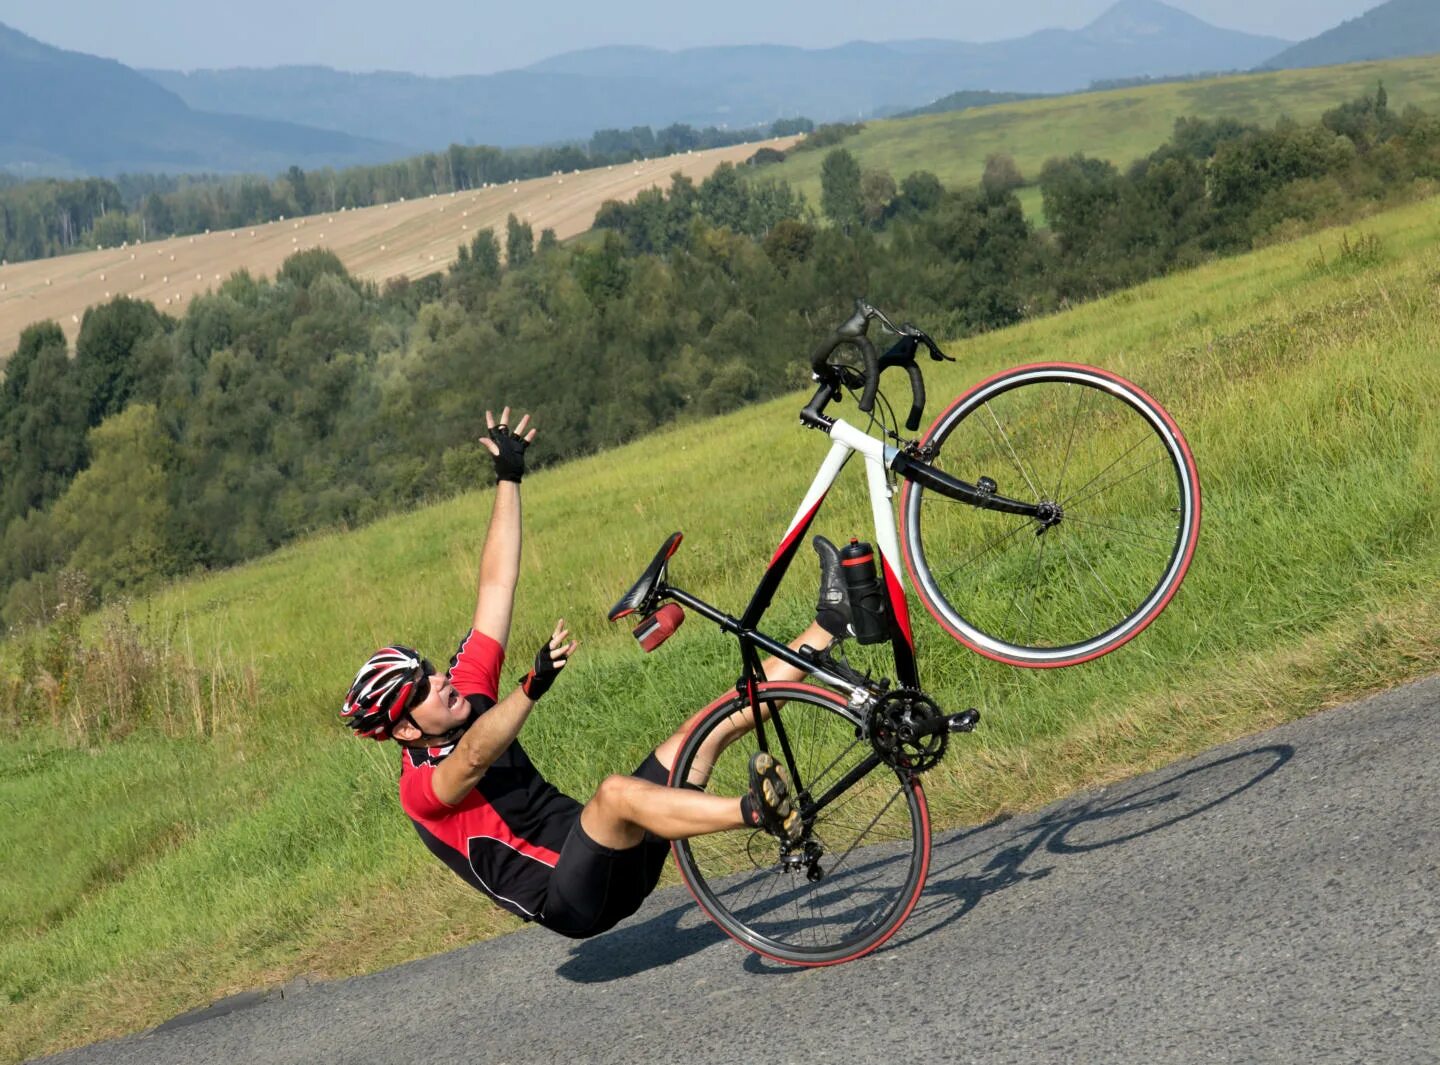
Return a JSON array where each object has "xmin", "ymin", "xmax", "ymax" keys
[{"xmin": 608, "ymin": 532, "xmax": 683, "ymax": 621}]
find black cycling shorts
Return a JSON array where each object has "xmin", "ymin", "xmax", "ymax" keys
[{"xmin": 537, "ymin": 752, "xmax": 676, "ymax": 939}]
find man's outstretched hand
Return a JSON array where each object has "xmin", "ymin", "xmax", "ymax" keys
[
  {"xmin": 519, "ymin": 618, "xmax": 578, "ymax": 701},
  {"xmin": 481, "ymin": 407, "xmax": 537, "ymax": 483}
]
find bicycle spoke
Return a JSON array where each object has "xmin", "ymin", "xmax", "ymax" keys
[
  {"xmin": 1053, "ymin": 383, "xmax": 1088, "ymax": 500},
  {"xmin": 1027, "ymin": 535, "xmax": 1049, "ymax": 648},
  {"xmin": 936, "ymin": 515, "xmax": 1038, "ymax": 584},
  {"xmin": 981, "ymin": 401, "xmax": 1043, "ymax": 500},
  {"xmin": 1063, "ymin": 535, "xmax": 1130, "ymax": 618},
  {"xmin": 1057, "ymin": 433, "xmax": 1151, "ymax": 510},
  {"xmin": 1064, "ymin": 515, "xmax": 1179, "ymax": 548}
]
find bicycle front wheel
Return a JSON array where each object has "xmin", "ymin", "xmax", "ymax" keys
[
  {"xmin": 900, "ymin": 363, "xmax": 1201, "ymax": 667},
  {"xmin": 670, "ymin": 683, "xmax": 930, "ymax": 966}
]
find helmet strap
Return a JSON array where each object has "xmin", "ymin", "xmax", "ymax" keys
[{"xmin": 396, "ymin": 703, "xmax": 479, "ymax": 750}]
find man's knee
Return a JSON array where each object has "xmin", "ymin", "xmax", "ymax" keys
[{"xmin": 592, "ymin": 773, "xmax": 640, "ymax": 814}]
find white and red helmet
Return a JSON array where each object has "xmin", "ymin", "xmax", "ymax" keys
[{"xmin": 341, "ymin": 645, "xmax": 431, "ymax": 741}]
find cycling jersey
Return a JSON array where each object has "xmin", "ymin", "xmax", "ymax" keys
[{"xmin": 398, "ymin": 630, "xmax": 582, "ymax": 921}]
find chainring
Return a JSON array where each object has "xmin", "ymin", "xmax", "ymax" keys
[{"xmin": 867, "ymin": 688, "xmax": 947, "ymax": 773}]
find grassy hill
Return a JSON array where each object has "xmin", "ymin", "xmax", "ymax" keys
[
  {"xmin": 762, "ymin": 54, "xmax": 1440, "ymax": 216},
  {"xmin": 3, "ymin": 193, "xmax": 1439, "ymax": 1059}
]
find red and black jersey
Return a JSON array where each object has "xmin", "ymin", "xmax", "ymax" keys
[{"xmin": 398, "ymin": 630, "xmax": 582, "ymax": 920}]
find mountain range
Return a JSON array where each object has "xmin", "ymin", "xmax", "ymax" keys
[
  {"xmin": 143, "ymin": 1, "xmax": 1288, "ymax": 151},
  {"xmin": 5, "ymin": 0, "xmax": 1440, "ymax": 179},
  {"xmin": 0, "ymin": 22, "xmax": 397, "ymax": 178}
]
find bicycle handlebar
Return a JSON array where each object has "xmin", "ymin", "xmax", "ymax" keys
[
  {"xmin": 809, "ymin": 299, "xmax": 952, "ymax": 430},
  {"xmin": 808, "ymin": 300, "xmax": 880, "ymax": 414}
]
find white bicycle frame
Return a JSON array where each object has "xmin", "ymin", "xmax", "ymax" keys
[{"xmin": 781, "ymin": 417, "xmax": 907, "ymax": 591}]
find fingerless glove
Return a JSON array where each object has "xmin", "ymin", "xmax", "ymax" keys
[
  {"xmin": 489, "ymin": 424, "xmax": 529, "ymax": 483},
  {"xmin": 518, "ymin": 639, "xmax": 565, "ymax": 700}
]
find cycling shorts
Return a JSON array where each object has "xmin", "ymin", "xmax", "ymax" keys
[{"xmin": 537, "ymin": 752, "xmax": 675, "ymax": 939}]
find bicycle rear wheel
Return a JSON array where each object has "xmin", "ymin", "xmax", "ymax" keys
[
  {"xmin": 900, "ymin": 363, "xmax": 1201, "ymax": 667},
  {"xmin": 670, "ymin": 683, "xmax": 930, "ymax": 966}
]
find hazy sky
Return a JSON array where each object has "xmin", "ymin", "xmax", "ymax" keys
[{"xmin": 0, "ymin": 0, "xmax": 1383, "ymax": 76}]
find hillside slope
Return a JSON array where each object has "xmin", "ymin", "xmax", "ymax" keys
[
  {"xmin": 757, "ymin": 54, "xmax": 1440, "ymax": 210},
  {"xmin": 1263, "ymin": 0, "xmax": 1440, "ymax": 70},
  {"xmin": 3, "ymin": 192, "xmax": 1438, "ymax": 1061},
  {"xmin": 0, "ymin": 138, "xmax": 793, "ymax": 361}
]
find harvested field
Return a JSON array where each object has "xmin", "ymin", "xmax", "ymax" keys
[{"xmin": 0, "ymin": 137, "xmax": 796, "ymax": 362}]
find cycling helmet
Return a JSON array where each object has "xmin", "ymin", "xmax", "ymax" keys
[{"xmin": 341, "ymin": 645, "xmax": 430, "ymax": 741}]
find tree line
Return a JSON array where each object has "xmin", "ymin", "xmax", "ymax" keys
[
  {"xmin": 0, "ymin": 119, "xmax": 814, "ymax": 266},
  {"xmin": 2, "ymin": 87, "xmax": 1434, "ymax": 630}
]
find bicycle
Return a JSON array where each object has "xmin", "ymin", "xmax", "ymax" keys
[{"xmin": 607, "ymin": 299, "xmax": 1202, "ymax": 966}]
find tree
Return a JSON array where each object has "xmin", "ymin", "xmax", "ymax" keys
[
  {"xmin": 47, "ymin": 404, "xmax": 177, "ymax": 596},
  {"xmin": 286, "ymin": 166, "xmax": 314, "ymax": 215},
  {"xmin": 821, "ymin": 149, "xmax": 864, "ymax": 234},
  {"xmin": 860, "ymin": 169, "xmax": 897, "ymax": 227},
  {"xmin": 762, "ymin": 219, "xmax": 815, "ymax": 275},
  {"xmin": 981, "ymin": 154, "xmax": 1024, "ymax": 198},
  {"xmin": 0, "ymin": 323, "xmax": 89, "ymax": 525},
  {"xmin": 699, "ymin": 164, "xmax": 750, "ymax": 233},
  {"xmin": 74, "ymin": 298, "xmax": 168, "ymax": 428},
  {"xmin": 506, "ymin": 214, "xmax": 534, "ymax": 267},
  {"xmin": 1038, "ymin": 155, "xmax": 1123, "ymax": 256},
  {"xmin": 896, "ymin": 171, "xmax": 945, "ymax": 217}
]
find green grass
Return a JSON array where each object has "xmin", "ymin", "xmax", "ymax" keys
[
  {"xmin": 3, "ymin": 195, "xmax": 1440, "ymax": 1060},
  {"xmin": 765, "ymin": 56, "xmax": 1440, "ymax": 214}
]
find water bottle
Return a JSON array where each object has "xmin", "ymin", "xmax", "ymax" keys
[{"xmin": 840, "ymin": 538, "xmax": 889, "ymax": 645}]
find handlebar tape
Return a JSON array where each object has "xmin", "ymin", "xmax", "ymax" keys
[{"xmin": 809, "ymin": 303, "xmax": 880, "ymax": 413}]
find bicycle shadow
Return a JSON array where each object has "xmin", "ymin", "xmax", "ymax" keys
[
  {"xmin": 556, "ymin": 743, "xmax": 1293, "ymax": 982},
  {"xmin": 885, "ymin": 742, "xmax": 1296, "ymax": 955}
]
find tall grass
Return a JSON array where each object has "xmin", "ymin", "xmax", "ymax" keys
[{"xmin": 2, "ymin": 201, "xmax": 1439, "ymax": 1060}]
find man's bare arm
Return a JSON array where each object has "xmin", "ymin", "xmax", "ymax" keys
[
  {"xmin": 473, "ymin": 481, "xmax": 521, "ymax": 646},
  {"xmin": 430, "ymin": 685, "xmax": 536, "ymax": 806},
  {"xmin": 431, "ymin": 620, "xmax": 576, "ymax": 805},
  {"xmin": 473, "ymin": 408, "xmax": 536, "ymax": 647}
]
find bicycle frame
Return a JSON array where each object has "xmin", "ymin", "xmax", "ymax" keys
[{"xmin": 659, "ymin": 416, "xmax": 918, "ymax": 706}]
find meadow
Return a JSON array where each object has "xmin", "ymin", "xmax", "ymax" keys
[
  {"xmin": 2, "ymin": 190, "xmax": 1439, "ymax": 1060},
  {"xmin": 765, "ymin": 56, "xmax": 1440, "ymax": 213}
]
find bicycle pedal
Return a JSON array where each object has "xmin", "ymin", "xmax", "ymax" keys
[{"xmin": 947, "ymin": 708, "xmax": 981, "ymax": 733}]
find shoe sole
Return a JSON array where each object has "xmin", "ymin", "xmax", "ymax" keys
[{"xmin": 753, "ymin": 753, "xmax": 802, "ymax": 843}]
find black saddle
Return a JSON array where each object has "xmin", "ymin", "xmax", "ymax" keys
[{"xmin": 608, "ymin": 532, "xmax": 683, "ymax": 621}]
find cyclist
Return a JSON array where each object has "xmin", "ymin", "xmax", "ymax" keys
[{"xmin": 340, "ymin": 408, "xmax": 851, "ymax": 940}]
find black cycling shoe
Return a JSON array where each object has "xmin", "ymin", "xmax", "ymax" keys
[
  {"xmin": 742, "ymin": 752, "xmax": 802, "ymax": 844},
  {"xmin": 813, "ymin": 535, "xmax": 854, "ymax": 639}
]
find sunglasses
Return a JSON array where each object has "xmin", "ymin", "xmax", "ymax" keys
[{"xmin": 402, "ymin": 659, "xmax": 437, "ymax": 717}]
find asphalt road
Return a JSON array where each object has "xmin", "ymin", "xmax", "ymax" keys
[{"xmin": 37, "ymin": 676, "xmax": 1440, "ymax": 1065}]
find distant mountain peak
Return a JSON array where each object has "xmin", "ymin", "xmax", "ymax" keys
[{"xmin": 1085, "ymin": 0, "xmax": 1230, "ymax": 38}]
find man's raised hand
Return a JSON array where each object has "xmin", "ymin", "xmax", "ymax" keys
[
  {"xmin": 519, "ymin": 618, "xmax": 578, "ymax": 701},
  {"xmin": 481, "ymin": 407, "xmax": 537, "ymax": 483}
]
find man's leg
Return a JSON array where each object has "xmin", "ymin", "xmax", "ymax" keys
[
  {"xmin": 578, "ymin": 620, "xmax": 832, "ymax": 850},
  {"xmin": 654, "ymin": 619, "xmax": 831, "ymax": 785}
]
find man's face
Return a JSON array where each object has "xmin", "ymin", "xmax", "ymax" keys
[{"xmin": 406, "ymin": 671, "xmax": 469, "ymax": 735}]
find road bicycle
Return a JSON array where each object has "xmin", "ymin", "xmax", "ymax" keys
[{"xmin": 608, "ymin": 299, "xmax": 1202, "ymax": 966}]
